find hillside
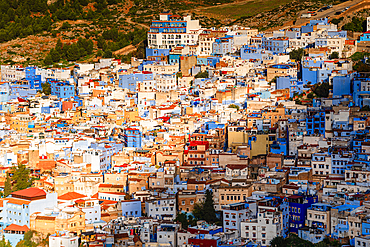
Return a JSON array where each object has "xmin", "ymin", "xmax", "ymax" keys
[{"xmin": 0, "ymin": 0, "xmax": 349, "ymax": 66}]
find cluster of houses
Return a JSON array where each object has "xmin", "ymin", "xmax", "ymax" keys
[{"xmin": 2, "ymin": 12, "xmax": 370, "ymax": 247}]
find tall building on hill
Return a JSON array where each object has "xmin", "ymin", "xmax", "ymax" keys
[{"xmin": 148, "ymin": 13, "xmax": 201, "ymax": 49}]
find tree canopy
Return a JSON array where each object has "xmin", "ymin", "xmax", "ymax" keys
[
  {"xmin": 192, "ymin": 189, "xmax": 219, "ymax": 225},
  {"xmin": 228, "ymin": 104, "xmax": 240, "ymax": 111},
  {"xmin": 312, "ymin": 82, "xmax": 332, "ymax": 98},
  {"xmin": 40, "ymin": 82, "xmax": 51, "ymax": 95},
  {"xmin": 270, "ymin": 235, "xmax": 341, "ymax": 247},
  {"xmin": 44, "ymin": 38, "xmax": 94, "ymax": 65},
  {"xmin": 175, "ymin": 213, "xmax": 197, "ymax": 229},
  {"xmin": 330, "ymin": 52, "xmax": 339, "ymax": 59},
  {"xmin": 194, "ymin": 71, "xmax": 209, "ymax": 78},
  {"xmin": 16, "ymin": 230, "xmax": 38, "ymax": 247},
  {"xmin": 342, "ymin": 17, "xmax": 366, "ymax": 32},
  {"xmin": 289, "ymin": 48, "xmax": 305, "ymax": 61},
  {"xmin": 5, "ymin": 163, "xmax": 33, "ymax": 197}
]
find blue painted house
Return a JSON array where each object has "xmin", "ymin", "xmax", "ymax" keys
[
  {"xmin": 288, "ymin": 195, "xmax": 318, "ymax": 233},
  {"xmin": 262, "ymin": 37, "xmax": 289, "ymax": 54},
  {"xmin": 213, "ymin": 36, "xmax": 234, "ymax": 56},
  {"xmin": 123, "ymin": 128, "xmax": 142, "ymax": 148},
  {"xmin": 306, "ymin": 109, "xmax": 325, "ymax": 136},
  {"xmin": 333, "ymin": 75, "xmax": 351, "ymax": 97},
  {"xmin": 25, "ymin": 66, "xmax": 42, "ymax": 90},
  {"xmin": 50, "ymin": 81, "xmax": 75, "ymax": 99},
  {"xmin": 240, "ymin": 45, "xmax": 273, "ymax": 61},
  {"xmin": 119, "ymin": 72, "xmax": 154, "ymax": 91},
  {"xmin": 146, "ymin": 48, "xmax": 170, "ymax": 61}
]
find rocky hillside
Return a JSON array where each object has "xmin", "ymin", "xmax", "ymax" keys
[{"xmin": 0, "ymin": 0, "xmax": 344, "ymax": 66}]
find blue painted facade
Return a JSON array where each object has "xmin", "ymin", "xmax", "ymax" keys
[
  {"xmin": 359, "ymin": 32, "xmax": 370, "ymax": 42},
  {"xmin": 276, "ymin": 76, "xmax": 308, "ymax": 98},
  {"xmin": 119, "ymin": 72, "xmax": 154, "ymax": 91},
  {"xmin": 262, "ymin": 38, "xmax": 289, "ymax": 54},
  {"xmin": 213, "ymin": 36, "xmax": 234, "ymax": 56},
  {"xmin": 25, "ymin": 67, "xmax": 42, "ymax": 90},
  {"xmin": 9, "ymin": 85, "xmax": 37, "ymax": 100},
  {"xmin": 121, "ymin": 200, "xmax": 142, "ymax": 217},
  {"xmin": 0, "ymin": 82, "xmax": 10, "ymax": 102},
  {"xmin": 333, "ymin": 75, "xmax": 351, "ymax": 97},
  {"xmin": 301, "ymin": 25, "xmax": 314, "ymax": 33},
  {"xmin": 169, "ymin": 54, "xmax": 181, "ymax": 64},
  {"xmin": 362, "ymin": 221, "xmax": 370, "ymax": 236},
  {"xmin": 123, "ymin": 128, "xmax": 142, "ymax": 148},
  {"xmin": 50, "ymin": 81, "xmax": 75, "ymax": 99},
  {"xmin": 331, "ymin": 204, "xmax": 360, "ymax": 239},
  {"xmin": 207, "ymin": 57, "xmax": 220, "ymax": 67},
  {"xmin": 288, "ymin": 195, "xmax": 318, "ymax": 233},
  {"xmin": 146, "ymin": 48, "xmax": 170, "ymax": 59},
  {"xmin": 298, "ymin": 227, "xmax": 325, "ymax": 244},
  {"xmin": 270, "ymin": 138, "xmax": 287, "ymax": 155},
  {"xmin": 306, "ymin": 110, "xmax": 325, "ymax": 136},
  {"xmin": 149, "ymin": 16, "xmax": 187, "ymax": 34},
  {"xmin": 4, "ymin": 231, "xmax": 25, "ymax": 246},
  {"xmin": 240, "ymin": 45, "xmax": 273, "ymax": 61}
]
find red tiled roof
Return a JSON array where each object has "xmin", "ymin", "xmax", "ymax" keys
[
  {"xmin": 226, "ymin": 164, "xmax": 248, "ymax": 170},
  {"xmin": 4, "ymin": 224, "xmax": 29, "ymax": 232},
  {"xmin": 75, "ymin": 199, "xmax": 85, "ymax": 204},
  {"xmin": 11, "ymin": 188, "xmax": 46, "ymax": 198},
  {"xmin": 58, "ymin": 192, "xmax": 87, "ymax": 201},
  {"xmin": 6, "ymin": 198, "xmax": 31, "ymax": 205},
  {"xmin": 99, "ymin": 184, "xmax": 112, "ymax": 188}
]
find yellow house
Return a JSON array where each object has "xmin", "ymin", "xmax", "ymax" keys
[
  {"xmin": 261, "ymin": 106, "xmax": 286, "ymax": 128},
  {"xmin": 10, "ymin": 114, "xmax": 33, "ymax": 133},
  {"xmin": 30, "ymin": 210, "xmax": 86, "ymax": 235},
  {"xmin": 54, "ymin": 175, "xmax": 74, "ymax": 196},
  {"xmin": 124, "ymin": 108, "xmax": 139, "ymax": 122},
  {"xmin": 228, "ymin": 130, "xmax": 271, "ymax": 158}
]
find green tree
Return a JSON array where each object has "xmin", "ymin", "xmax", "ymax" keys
[
  {"xmin": 194, "ymin": 71, "xmax": 209, "ymax": 78},
  {"xmin": 43, "ymin": 54, "xmax": 53, "ymax": 66},
  {"xmin": 330, "ymin": 52, "xmax": 339, "ymax": 59},
  {"xmin": 354, "ymin": 61, "xmax": 370, "ymax": 72},
  {"xmin": 41, "ymin": 83, "xmax": 51, "ymax": 95},
  {"xmin": 342, "ymin": 17, "xmax": 366, "ymax": 32},
  {"xmin": 192, "ymin": 202, "xmax": 203, "ymax": 220},
  {"xmin": 16, "ymin": 230, "xmax": 37, "ymax": 247},
  {"xmin": 228, "ymin": 104, "xmax": 240, "ymax": 111},
  {"xmin": 11, "ymin": 163, "xmax": 32, "ymax": 192},
  {"xmin": 289, "ymin": 48, "xmax": 305, "ymax": 61},
  {"xmin": 202, "ymin": 189, "xmax": 217, "ymax": 224},
  {"xmin": 191, "ymin": 190, "xmax": 218, "ymax": 224},
  {"xmin": 270, "ymin": 236, "xmax": 286, "ymax": 247},
  {"xmin": 351, "ymin": 52, "xmax": 370, "ymax": 62},
  {"xmin": 60, "ymin": 21, "xmax": 72, "ymax": 30},
  {"xmin": 4, "ymin": 173, "xmax": 11, "ymax": 197},
  {"xmin": 361, "ymin": 105, "xmax": 370, "ymax": 111},
  {"xmin": 331, "ymin": 17, "xmax": 343, "ymax": 25},
  {"xmin": 0, "ymin": 239, "xmax": 12, "ymax": 247},
  {"xmin": 175, "ymin": 213, "xmax": 197, "ymax": 229},
  {"xmin": 313, "ymin": 82, "xmax": 331, "ymax": 98},
  {"xmin": 66, "ymin": 43, "xmax": 81, "ymax": 61},
  {"xmin": 307, "ymin": 92, "xmax": 315, "ymax": 99},
  {"xmin": 97, "ymin": 36, "xmax": 106, "ymax": 49},
  {"xmin": 103, "ymin": 49, "xmax": 113, "ymax": 58}
]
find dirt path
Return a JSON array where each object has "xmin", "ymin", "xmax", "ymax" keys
[
  {"xmin": 126, "ymin": 17, "xmax": 150, "ymax": 29},
  {"xmin": 283, "ymin": 0, "xmax": 364, "ymax": 30},
  {"xmin": 193, "ymin": 0, "xmax": 255, "ymax": 11},
  {"xmin": 113, "ymin": 44, "xmax": 137, "ymax": 56}
]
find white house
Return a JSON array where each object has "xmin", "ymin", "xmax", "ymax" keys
[{"xmin": 145, "ymin": 197, "xmax": 176, "ymax": 220}]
